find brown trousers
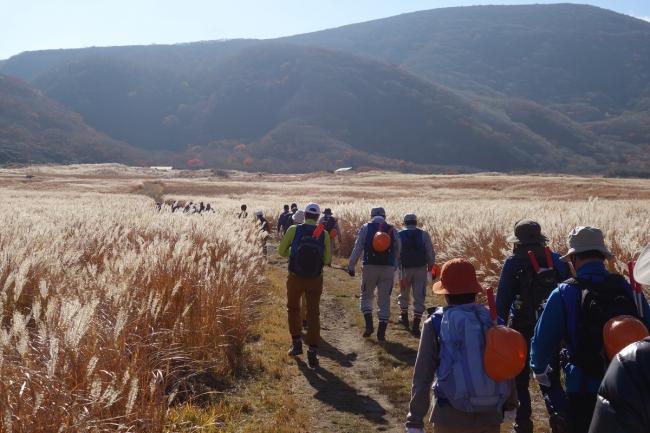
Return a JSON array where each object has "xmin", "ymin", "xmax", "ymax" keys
[{"xmin": 287, "ymin": 273, "xmax": 323, "ymax": 348}]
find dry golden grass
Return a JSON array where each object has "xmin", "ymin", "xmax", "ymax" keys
[
  {"xmin": 1, "ymin": 165, "xmax": 650, "ymax": 433},
  {"xmin": 0, "ymin": 189, "xmax": 265, "ymax": 432}
]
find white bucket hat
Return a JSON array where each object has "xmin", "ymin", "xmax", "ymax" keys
[
  {"xmin": 292, "ymin": 210, "xmax": 305, "ymax": 224},
  {"xmin": 560, "ymin": 226, "xmax": 613, "ymax": 262},
  {"xmin": 634, "ymin": 244, "xmax": 650, "ymax": 286}
]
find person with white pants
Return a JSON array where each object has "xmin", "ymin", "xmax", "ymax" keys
[
  {"xmin": 347, "ymin": 207, "xmax": 400, "ymax": 341},
  {"xmin": 397, "ymin": 213, "xmax": 435, "ymax": 337}
]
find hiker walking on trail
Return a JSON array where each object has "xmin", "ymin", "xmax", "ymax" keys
[
  {"xmin": 405, "ymin": 259, "xmax": 516, "ymax": 433},
  {"xmin": 255, "ymin": 210, "xmax": 270, "ymax": 255},
  {"xmin": 292, "ymin": 209, "xmax": 309, "ymax": 328},
  {"xmin": 318, "ymin": 208, "xmax": 342, "ymax": 250},
  {"xmin": 277, "ymin": 204, "xmax": 293, "ymax": 236},
  {"xmin": 496, "ymin": 219, "xmax": 569, "ymax": 433},
  {"xmin": 238, "ymin": 204, "xmax": 248, "ymax": 219},
  {"xmin": 397, "ymin": 213, "xmax": 435, "ymax": 337},
  {"xmin": 590, "ymin": 247, "xmax": 650, "ymax": 433},
  {"xmin": 347, "ymin": 207, "xmax": 400, "ymax": 341},
  {"xmin": 278, "ymin": 203, "xmax": 331, "ymax": 369},
  {"xmin": 531, "ymin": 227, "xmax": 650, "ymax": 433}
]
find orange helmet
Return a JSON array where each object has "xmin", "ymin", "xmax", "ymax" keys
[
  {"xmin": 484, "ymin": 325, "xmax": 527, "ymax": 381},
  {"xmin": 372, "ymin": 231, "xmax": 391, "ymax": 252},
  {"xmin": 603, "ymin": 315, "xmax": 649, "ymax": 360}
]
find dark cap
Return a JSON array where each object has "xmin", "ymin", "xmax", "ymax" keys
[
  {"xmin": 324, "ymin": 208, "xmax": 332, "ymax": 215},
  {"xmin": 507, "ymin": 219, "xmax": 548, "ymax": 245}
]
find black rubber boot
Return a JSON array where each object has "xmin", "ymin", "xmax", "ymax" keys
[
  {"xmin": 399, "ymin": 312, "xmax": 409, "ymax": 328},
  {"xmin": 412, "ymin": 317, "xmax": 422, "ymax": 338},
  {"xmin": 307, "ymin": 349, "xmax": 319, "ymax": 370},
  {"xmin": 377, "ymin": 321, "xmax": 388, "ymax": 342},
  {"xmin": 287, "ymin": 338, "xmax": 303, "ymax": 356},
  {"xmin": 362, "ymin": 313, "xmax": 374, "ymax": 337}
]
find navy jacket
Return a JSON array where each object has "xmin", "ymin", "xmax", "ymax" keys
[{"xmin": 496, "ymin": 250, "xmax": 569, "ymax": 325}]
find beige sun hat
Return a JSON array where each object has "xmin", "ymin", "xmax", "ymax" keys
[
  {"xmin": 634, "ymin": 244, "xmax": 650, "ymax": 286},
  {"xmin": 560, "ymin": 226, "xmax": 613, "ymax": 262}
]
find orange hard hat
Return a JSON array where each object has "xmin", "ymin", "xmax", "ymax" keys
[
  {"xmin": 372, "ymin": 231, "xmax": 391, "ymax": 252},
  {"xmin": 484, "ymin": 325, "xmax": 527, "ymax": 381},
  {"xmin": 603, "ymin": 315, "xmax": 649, "ymax": 360}
]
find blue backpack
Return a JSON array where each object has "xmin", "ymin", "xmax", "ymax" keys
[
  {"xmin": 432, "ymin": 305, "xmax": 512, "ymax": 413},
  {"xmin": 399, "ymin": 229, "xmax": 427, "ymax": 268}
]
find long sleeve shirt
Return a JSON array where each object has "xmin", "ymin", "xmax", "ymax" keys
[
  {"xmin": 530, "ymin": 261, "xmax": 650, "ymax": 393},
  {"xmin": 278, "ymin": 218, "xmax": 331, "ymax": 265},
  {"xmin": 495, "ymin": 251, "xmax": 569, "ymax": 324},
  {"xmin": 399, "ymin": 225, "xmax": 436, "ymax": 268},
  {"xmin": 348, "ymin": 216, "xmax": 401, "ymax": 269}
]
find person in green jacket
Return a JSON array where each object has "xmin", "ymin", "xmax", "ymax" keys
[{"xmin": 278, "ymin": 203, "xmax": 331, "ymax": 369}]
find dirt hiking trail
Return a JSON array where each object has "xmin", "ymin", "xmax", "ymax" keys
[{"xmin": 266, "ymin": 249, "xmax": 421, "ymax": 433}]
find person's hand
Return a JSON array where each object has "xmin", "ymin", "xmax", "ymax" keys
[
  {"xmin": 347, "ymin": 266, "xmax": 355, "ymax": 277},
  {"xmin": 534, "ymin": 365, "xmax": 552, "ymax": 387},
  {"xmin": 406, "ymin": 427, "xmax": 424, "ymax": 433}
]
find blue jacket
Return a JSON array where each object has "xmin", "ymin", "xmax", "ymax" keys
[
  {"xmin": 496, "ymin": 251, "xmax": 569, "ymax": 324},
  {"xmin": 530, "ymin": 261, "xmax": 650, "ymax": 393}
]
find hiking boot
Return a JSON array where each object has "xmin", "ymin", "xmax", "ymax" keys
[
  {"xmin": 307, "ymin": 349, "xmax": 319, "ymax": 370},
  {"xmin": 377, "ymin": 321, "xmax": 388, "ymax": 342},
  {"xmin": 412, "ymin": 317, "xmax": 421, "ymax": 338},
  {"xmin": 399, "ymin": 312, "xmax": 409, "ymax": 328},
  {"xmin": 362, "ymin": 313, "xmax": 374, "ymax": 338},
  {"xmin": 511, "ymin": 419, "xmax": 534, "ymax": 433},
  {"xmin": 287, "ymin": 338, "xmax": 303, "ymax": 357}
]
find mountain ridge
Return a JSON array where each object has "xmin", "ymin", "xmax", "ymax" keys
[{"xmin": 1, "ymin": 3, "xmax": 649, "ymax": 175}]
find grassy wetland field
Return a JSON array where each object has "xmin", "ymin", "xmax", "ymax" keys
[{"xmin": 0, "ymin": 164, "xmax": 649, "ymax": 433}]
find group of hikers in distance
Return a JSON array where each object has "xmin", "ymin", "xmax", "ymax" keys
[{"xmin": 273, "ymin": 203, "xmax": 650, "ymax": 433}]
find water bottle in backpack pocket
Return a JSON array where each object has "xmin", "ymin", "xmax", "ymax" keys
[{"xmin": 433, "ymin": 305, "xmax": 512, "ymax": 413}]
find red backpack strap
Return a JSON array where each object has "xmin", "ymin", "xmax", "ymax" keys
[{"xmin": 313, "ymin": 224, "xmax": 325, "ymax": 239}]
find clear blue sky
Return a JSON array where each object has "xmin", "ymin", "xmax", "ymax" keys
[{"xmin": 2, "ymin": 0, "xmax": 649, "ymax": 59}]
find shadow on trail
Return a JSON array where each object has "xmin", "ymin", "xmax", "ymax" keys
[
  {"xmin": 318, "ymin": 338, "xmax": 358, "ymax": 367},
  {"xmin": 376, "ymin": 338, "xmax": 418, "ymax": 367},
  {"xmin": 296, "ymin": 359, "xmax": 388, "ymax": 424}
]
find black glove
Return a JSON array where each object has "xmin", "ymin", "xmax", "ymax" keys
[{"xmin": 348, "ymin": 268, "xmax": 355, "ymax": 277}]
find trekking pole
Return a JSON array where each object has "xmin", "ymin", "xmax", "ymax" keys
[
  {"xmin": 330, "ymin": 264, "xmax": 352, "ymax": 273},
  {"xmin": 628, "ymin": 260, "xmax": 644, "ymax": 319},
  {"xmin": 486, "ymin": 287, "xmax": 497, "ymax": 324}
]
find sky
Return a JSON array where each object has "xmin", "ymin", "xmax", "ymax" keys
[{"xmin": 1, "ymin": 0, "xmax": 649, "ymax": 60}]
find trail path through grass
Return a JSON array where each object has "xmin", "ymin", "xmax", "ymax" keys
[
  {"xmin": 265, "ymin": 249, "xmax": 420, "ymax": 433},
  {"xmin": 190, "ymin": 248, "xmax": 547, "ymax": 433}
]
